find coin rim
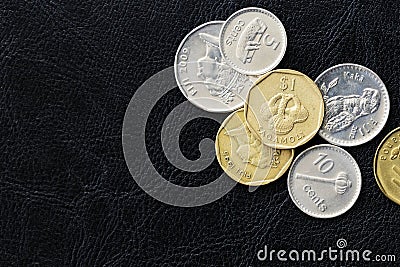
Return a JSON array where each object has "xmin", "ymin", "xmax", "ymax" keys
[
  {"xmin": 174, "ymin": 20, "xmax": 245, "ymax": 113},
  {"xmin": 315, "ymin": 63, "xmax": 390, "ymax": 146},
  {"xmin": 215, "ymin": 108, "xmax": 291, "ymax": 186},
  {"xmin": 287, "ymin": 144, "xmax": 362, "ymax": 218},
  {"xmin": 244, "ymin": 69, "xmax": 324, "ymax": 149},
  {"xmin": 219, "ymin": 7, "xmax": 287, "ymax": 76},
  {"xmin": 373, "ymin": 127, "xmax": 400, "ymax": 205}
]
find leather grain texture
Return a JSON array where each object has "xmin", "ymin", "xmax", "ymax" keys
[{"xmin": 1, "ymin": 0, "xmax": 400, "ymax": 266}]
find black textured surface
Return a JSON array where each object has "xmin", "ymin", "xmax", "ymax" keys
[{"xmin": 1, "ymin": 0, "xmax": 400, "ymax": 266}]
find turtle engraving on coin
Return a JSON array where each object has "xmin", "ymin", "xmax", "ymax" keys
[{"xmin": 316, "ymin": 63, "xmax": 390, "ymax": 146}]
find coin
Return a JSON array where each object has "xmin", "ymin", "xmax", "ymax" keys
[
  {"xmin": 374, "ymin": 127, "xmax": 400, "ymax": 205},
  {"xmin": 244, "ymin": 69, "xmax": 324, "ymax": 149},
  {"xmin": 174, "ymin": 21, "xmax": 254, "ymax": 113},
  {"xmin": 315, "ymin": 63, "xmax": 390, "ymax": 146},
  {"xmin": 215, "ymin": 109, "xmax": 293, "ymax": 186},
  {"xmin": 287, "ymin": 144, "xmax": 362, "ymax": 218},
  {"xmin": 219, "ymin": 7, "xmax": 287, "ymax": 75}
]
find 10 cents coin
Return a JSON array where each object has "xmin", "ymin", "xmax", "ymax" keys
[{"xmin": 287, "ymin": 144, "xmax": 362, "ymax": 218}]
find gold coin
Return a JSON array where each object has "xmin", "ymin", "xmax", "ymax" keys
[
  {"xmin": 374, "ymin": 127, "xmax": 400, "ymax": 205},
  {"xmin": 244, "ymin": 69, "xmax": 324, "ymax": 149},
  {"xmin": 215, "ymin": 108, "xmax": 294, "ymax": 186}
]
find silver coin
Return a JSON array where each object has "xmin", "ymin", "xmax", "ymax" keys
[
  {"xmin": 287, "ymin": 144, "xmax": 361, "ymax": 218},
  {"xmin": 219, "ymin": 7, "xmax": 287, "ymax": 75},
  {"xmin": 315, "ymin": 63, "xmax": 390, "ymax": 146},
  {"xmin": 174, "ymin": 21, "xmax": 253, "ymax": 113}
]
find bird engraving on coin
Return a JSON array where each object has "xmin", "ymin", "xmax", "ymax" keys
[
  {"xmin": 323, "ymin": 82, "xmax": 381, "ymax": 133},
  {"xmin": 316, "ymin": 63, "xmax": 389, "ymax": 146}
]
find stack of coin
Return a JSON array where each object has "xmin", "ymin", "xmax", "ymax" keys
[{"xmin": 174, "ymin": 7, "xmax": 392, "ymax": 218}]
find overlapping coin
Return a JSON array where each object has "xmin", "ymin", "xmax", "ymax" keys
[
  {"xmin": 287, "ymin": 144, "xmax": 362, "ymax": 218},
  {"xmin": 244, "ymin": 69, "xmax": 324, "ymax": 149},
  {"xmin": 171, "ymin": 7, "xmax": 394, "ymax": 219},
  {"xmin": 215, "ymin": 109, "xmax": 294, "ymax": 186},
  {"xmin": 220, "ymin": 7, "xmax": 287, "ymax": 75},
  {"xmin": 374, "ymin": 127, "xmax": 400, "ymax": 205},
  {"xmin": 174, "ymin": 21, "xmax": 253, "ymax": 113},
  {"xmin": 315, "ymin": 63, "xmax": 390, "ymax": 146}
]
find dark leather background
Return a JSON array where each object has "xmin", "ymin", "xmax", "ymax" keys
[{"xmin": 1, "ymin": 0, "xmax": 400, "ymax": 266}]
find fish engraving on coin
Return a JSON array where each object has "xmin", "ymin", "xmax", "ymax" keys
[
  {"xmin": 245, "ymin": 69, "xmax": 324, "ymax": 149},
  {"xmin": 174, "ymin": 21, "xmax": 253, "ymax": 113},
  {"xmin": 215, "ymin": 109, "xmax": 293, "ymax": 186},
  {"xmin": 219, "ymin": 7, "xmax": 287, "ymax": 75},
  {"xmin": 374, "ymin": 127, "xmax": 400, "ymax": 206},
  {"xmin": 287, "ymin": 144, "xmax": 362, "ymax": 218},
  {"xmin": 315, "ymin": 63, "xmax": 390, "ymax": 146}
]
